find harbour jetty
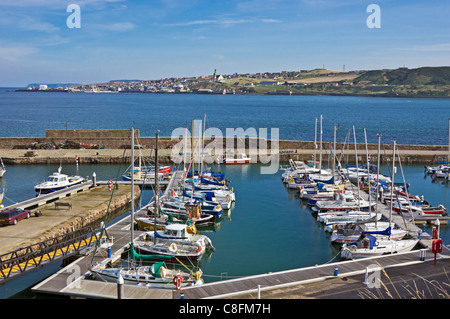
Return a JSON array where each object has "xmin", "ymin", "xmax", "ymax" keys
[
  {"xmin": 0, "ymin": 183, "xmax": 140, "ymax": 257},
  {"xmin": 0, "ymin": 129, "xmax": 448, "ymax": 165}
]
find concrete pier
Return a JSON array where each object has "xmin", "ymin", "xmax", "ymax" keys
[{"xmin": 0, "ymin": 184, "xmax": 140, "ymax": 257}]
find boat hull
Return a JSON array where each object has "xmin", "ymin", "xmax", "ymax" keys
[{"xmin": 341, "ymin": 239, "xmax": 418, "ymax": 259}]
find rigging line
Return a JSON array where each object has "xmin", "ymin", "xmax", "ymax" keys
[
  {"xmin": 324, "ymin": 250, "xmax": 341, "ymax": 264},
  {"xmin": 396, "ymin": 146, "xmax": 416, "ymax": 230},
  {"xmin": 202, "ymin": 273, "xmax": 248, "ymax": 279},
  {"xmin": 175, "ymin": 256, "xmax": 195, "ymax": 275},
  {"xmin": 138, "ymin": 148, "xmax": 154, "ymax": 208},
  {"xmin": 2, "ymin": 195, "xmax": 18, "ymax": 205}
]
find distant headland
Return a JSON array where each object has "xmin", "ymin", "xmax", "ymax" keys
[{"xmin": 16, "ymin": 66, "xmax": 450, "ymax": 98}]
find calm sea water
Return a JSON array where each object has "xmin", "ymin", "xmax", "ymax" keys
[
  {"xmin": 0, "ymin": 90, "xmax": 449, "ymax": 298},
  {"xmin": 0, "ymin": 88, "xmax": 449, "ymax": 145}
]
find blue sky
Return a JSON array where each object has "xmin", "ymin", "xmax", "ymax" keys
[{"xmin": 1, "ymin": 0, "xmax": 450, "ymax": 86}]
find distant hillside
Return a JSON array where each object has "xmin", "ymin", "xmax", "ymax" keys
[
  {"xmin": 109, "ymin": 79, "xmax": 142, "ymax": 83},
  {"xmin": 354, "ymin": 66, "xmax": 450, "ymax": 85}
]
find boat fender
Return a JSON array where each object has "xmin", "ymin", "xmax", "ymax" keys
[
  {"xmin": 349, "ymin": 245, "xmax": 357, "ymax": 252},
  {"xmin": 169, "ymin": 243, "xmax": 177, "ymax": 252},
  {"xmin": 226, "ymin": 194, "xmax": 231, "ymax": 202},
  {"xmin": 160, "ymin": 266, "xmax": 165, "ymax": 278}
]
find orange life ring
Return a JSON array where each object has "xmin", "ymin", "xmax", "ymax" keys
[{"xmin": 173, "ymin": 274, "xmax": 182, "ymax": 290}]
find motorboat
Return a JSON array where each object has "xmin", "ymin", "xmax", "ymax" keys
[
  {"xmin": 391, "ymin": 198, "xmax": 447, "ymax": 218},
  {"xmin": 223, "ymin": 153, "xmax": 250, "ymax": 165},
  {"xmin": 34, "ymin": 166, "xmax": 85, "ymax": 195}
]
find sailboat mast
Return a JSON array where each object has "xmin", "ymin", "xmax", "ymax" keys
[
  {"xmin": 364, "ymin": 128, "xmax": 371, "ymax": 214},
  {"xmin": 184, "ymin": 124, "xmax": 188, "ymax": 172},
  {"xmin": 131, "ymin": 128, "xmax": 135, "ymax": 244},
  {"xmin": 191, "ymin": 119, "xmax": 195, "ymax": 185},
  {"xmin": 353, "ymin": 125, "xmax": 360, "ymax": 210},
  {"xmin": 154, "ymin": 131, "xmax": 159, "ymax": 243},
  {"xmin": 333, "ymin": 124, "xmax": 336, "ymax": 183},
  {"xmin": 314, "ymin": 117, "xmax": 317, "ymax": 167},
  {"xmin": 389, "ymin": 140, "xmax": 396, "ymax": 239},
  {"xmin": 319, "ymin": 114, "xmax": 323, "ymax": 171},
  {"xmin": 376, "ymin": 133, "xmax": 381, "ymax": 227},
  {"xmin": 201, "ymin": 113, "xmax": 206, "ymax": 174}
]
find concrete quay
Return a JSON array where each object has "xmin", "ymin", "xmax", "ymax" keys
[{"xmin": 0, "ymin": 184, "xmax": 140, "ymax": 257}]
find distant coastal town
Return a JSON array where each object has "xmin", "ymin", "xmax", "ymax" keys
[{"xmin": 20, "ymin": 66, "xmax": 450, "ymax": 97}]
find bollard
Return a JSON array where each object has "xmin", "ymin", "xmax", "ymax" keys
[
  {"xmin": 257, "ymin": 285, "xmax": 261, "ymax": 299},
  {"xmin": 364, "ymin": 267, "xmax": 370, "ymax": 285},
  {"xmin": 334, "ymin": 267, "xmax": 338, "ymax": 276},
  {"xmin": 419, "ymin": 249, "xmax": 426, "ymax": 261},
  {"xmin": 92, "ymin": 172, "xmax": 97, "ymax": 187},
  {"xmin": 117, "ymin": 274, "xmax": 124, "ymax": 299},
  {"xmin": 180, "ymin": 293, "xmax": 184, "ymax": 299},
  {"xmin": 107, "ymin": 246, "xmax": 111, "ymax": 258}
]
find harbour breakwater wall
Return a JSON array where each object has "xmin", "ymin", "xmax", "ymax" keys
[{"xmin": 0, "ymin": 130, "xmax": 448, "ymax": 165}]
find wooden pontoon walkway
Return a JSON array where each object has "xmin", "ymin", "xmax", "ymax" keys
[
  {"xmin": 4, "ymin": 181, "xmax": 93, "ymax": 211},
  {"xmin": 175, "ymin": 246, "xmax": 450, "ymax": 299}
]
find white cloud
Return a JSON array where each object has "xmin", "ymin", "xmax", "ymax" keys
[
  {"xmin": 213, "ymin": 54, "xmax": 225, "ymax": 60},
  {"xmin": 262, "ymin": 19, "xmax": 281, "ymax": 23},
  {"xmin": 165, "ymin": 19, "xmax": 251, "ymax": 27},
  {"xmin": 19, "ymin": 17, "xmax": 60, "ymax": 32},
  {"xmin": 0, "ymin": 0, "xmax": 126, "ymax": 7},
  {"xmin": 87, "ymin": 22, "xmax": 136, "ymax": 32},
  {"xmin": 0, "ymin": 44, "xmax": 38, "ymax": 62}
]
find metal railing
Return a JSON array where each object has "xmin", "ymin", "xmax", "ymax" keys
[{"xmin": 0, "ymin": 226, "xmax": 100, "ymax": 284}]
